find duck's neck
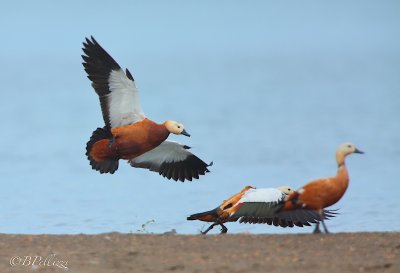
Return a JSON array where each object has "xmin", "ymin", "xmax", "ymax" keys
[
  {"xmin": 146, "ymin": 120, "xmax": 170, "ymax": 145},
  {"xmin": 336, "ymin": 151, "xmax": 346, "ymax": 168},
  {"xmin": 334, "ymin": 151, "xmax": 350, "ymax": 195}
]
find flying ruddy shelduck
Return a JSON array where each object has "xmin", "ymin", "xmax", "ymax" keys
[
  {"xmin": 281, "ymin": 143, "xmax": 363, "ymax": 233},
  {"xmin": 187, "ymin": 186, "xmax": 337, "ymax": 234},
  {"xmin": 82, "ymin": 36, "xmax": 211, "ymax": 181}
]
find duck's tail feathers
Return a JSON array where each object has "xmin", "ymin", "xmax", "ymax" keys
[
  {"xmin": 86, "ymin": 127, "xmax": 119, "ymax": 174},
  {"xmin": 187, "ymin": 207, "xmax": 220, "ymax": 222}
]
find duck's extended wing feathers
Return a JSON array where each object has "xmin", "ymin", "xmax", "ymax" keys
[
  {"xmin": 238, "ymin": 188, "xmax": 285, "ymax": 203},
  {"xmin": 82, "ymin": 36, "xmax": 145, "ymax": 128},
  {"xmin": 231, "ymin": 188, "xmax": 286, "ymax": 219},
  {"xmin": 129, "ymin": 141, "xmax": 211, "ymax": 182},
  {"xmin": 238, "ymin": 208, "xmax": 337, "ymax": 228},
  {"xmin": 231, "ymin": 188, "xmax": 336, "ymax": 228}
]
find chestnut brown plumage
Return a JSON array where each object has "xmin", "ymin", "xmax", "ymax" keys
[
  {"xmin": 187, "ymin": 186, "xmax": 336, "ymax": 234},
  {"xmin": 281, "ymin": 143, "xmax": 363, "ymax": 233},
  {"xmin": 82, "ymin": 36, "xmax": 211, "ymax": 181}
]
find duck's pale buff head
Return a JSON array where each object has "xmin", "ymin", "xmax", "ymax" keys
[
  {"xmin": 276, "ymin": 186, "xmax": 294, "ymax": 195},
  {"xmin": 337, "ymin": 142, "xmax": 364, "ymax": 156},
  {"xmin": 164, "ymin": 120, "xmax": 190, "ymax": 137},
  {"xmin": 336, "ymin": 142, "xmax": 364, "ymax": 166}
]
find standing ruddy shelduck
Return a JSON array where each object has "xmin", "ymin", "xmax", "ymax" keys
[
  {"xmin": 82, "ymin": 36, "xmax": 211, "ymax": 181},
  {"xmin": 187, "ymin": 186, "xmax": 336, "ymax": 234},
  {"xmin": 281, "ymin": 142, "xmax": 364, "ymax": 233}
]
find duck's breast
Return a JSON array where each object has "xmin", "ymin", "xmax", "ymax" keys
[{"xmin": 112, "ymin": 119, "xmax": 169, "ymax": 159}]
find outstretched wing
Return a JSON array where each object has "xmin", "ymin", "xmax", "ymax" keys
[
  {"xmin": 231, "ymin": 188, "xmax": 286, "ymax": 219},
  {"xmin": 129, "ymin": 141, "xmax": 212, "ymax": 182},
  {"xmin": 230, "ymin": 188, "xmax": 335, "ymax": 228},
  {"xmin": 82, "ymin": 36, "xmax": 145, "ymax": 128},
  {"xmin": 274, "ymin": 208, "xmax": 338, "ymax": 224},
  {"xmin": 236, "ymin": 207, "xmax": 337, "ymax": 228}
]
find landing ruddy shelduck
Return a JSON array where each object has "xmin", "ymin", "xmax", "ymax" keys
[
  {"xmin": 82, "ymin": 37, "xmax": 211, "ymax": 181},
  {"xmin": 281, "ymin": 142, "xmax": 363, "ymax": 233},
  {"xmin": 187, "ymin": 186, "xmax": 337, "ymax": 234}
]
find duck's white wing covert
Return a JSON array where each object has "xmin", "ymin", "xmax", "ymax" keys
[
  {"xmin": 231, "ymin": 188, "xmax": 337, "ymax": 227},
  {"xmin": 129, "ymin": 141, "xmax": 212, "ymax": 182},
  {"xmin": 82, "ymin": 36, "xmax": 145, "ymax": 128},
  {"xmin": 232, "ymin": 188, "xmax": 286, "ymax": 219}
]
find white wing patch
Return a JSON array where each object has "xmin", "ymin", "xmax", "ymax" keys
[
  {"xmin": 238, "ymin": 188, "xmax": 285, "ymax": 204},
  {"xmin": 108, "ymin": 69, "xmax": 145, "ymax": 127},
  {"xmin": 129, "ymin": 140, "xmax": 210, "ymax": 182},
  {"xmin": 130, "ymin": 141, "xmax": 190, "ymax": 168},
  {"xmin": 231, "ymin": 188, "xmax": 287, "ymax": 219}
]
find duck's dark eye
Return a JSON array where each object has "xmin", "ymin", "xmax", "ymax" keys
[
  {"xmin": 347, "ymin": 145, "xmax": 352, "ymax": 148},
  {"xmin": 177, "ymin": 126, "xmax": 181, "ymax": 129}
]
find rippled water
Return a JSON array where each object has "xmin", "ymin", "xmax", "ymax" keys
[{"xmin": 1, "ymin": 1, "xmax": 399, "ymax": 234}]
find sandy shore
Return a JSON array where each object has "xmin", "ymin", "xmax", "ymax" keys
[{"xmin": 1, "ymin": 232, "xmax": 399, "ymax": 273}]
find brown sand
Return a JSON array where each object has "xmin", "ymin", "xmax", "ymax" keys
[{"xmin": 1, "ymin": 232, "xmax": 399, "ymax": 273}]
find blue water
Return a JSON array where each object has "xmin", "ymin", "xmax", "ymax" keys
[{"xmin": 1, "ymin": 1, "xmax": 400, "ymax": 234}]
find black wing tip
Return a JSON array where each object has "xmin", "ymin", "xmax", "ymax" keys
[
  {"xmin": 83, "ymin": 35, "xmax": 96, "ymax": 44},
  {"xmin": 323, "ymin": 208, "xmax": 340, "ymax": 219},
  {"xmin": 324, "ymin": 208, "xmax": 340, "ymax": 214},
  {"xmin": 81, "ymin": 35, "xmax": 121, "ymax": 71},
  {"xmin": 130, "ymin": 149, "xmax": 212, "ymax": 182},
  {"xmin": 125, "ymin": 68, "xmax": 134, "ymax": 81},
  {"xmin": 81, "ymin": 35, "xmax": 122, "ymax": 127},
  {"xmin": 158, "ymin": 154, "xmax": 211, "ymax": 182},
  {"xmin": 276, "ymin": 209, "xmax": 332, "ymax": 227},
  {"xmin": 82, "ymin": 36, "xmax": 94, "ymax": 51},
  {"xmin": 238, "ymin": 216, "xmax": 308, "ymax": 228},
  {"xmin": 238, "ymin": 207, "xmax": 333, "ymax": 228},
  {"xmin": 89, "ymin": 35, "xmax": 97, "ymax": 44}
]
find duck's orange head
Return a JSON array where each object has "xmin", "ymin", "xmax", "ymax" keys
[{"xmin": 165, "ymin": 120, "xmax": 190, "ymax": 137}]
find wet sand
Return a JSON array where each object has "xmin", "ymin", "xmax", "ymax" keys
[{"xmin": 1, "ymin": 232, "xmax": 399, "ymax": 273}]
